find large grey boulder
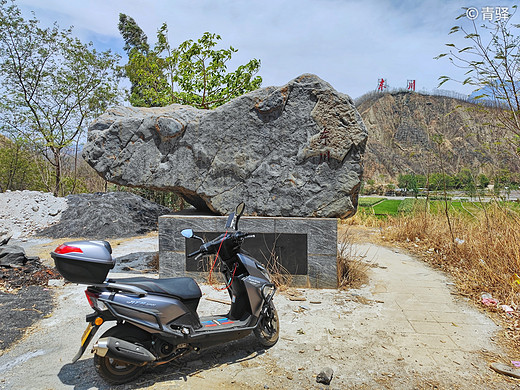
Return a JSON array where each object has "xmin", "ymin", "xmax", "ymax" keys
[{"xmin": 83, "ymin": 74, "xmax": 367, "ymax": 218}]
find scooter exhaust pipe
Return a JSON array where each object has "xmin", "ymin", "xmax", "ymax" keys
[{"xmin": 93, "ymin": 337, "xmax": 156, "ymax": 365}]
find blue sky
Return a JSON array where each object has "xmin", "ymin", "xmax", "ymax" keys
[{"xmin": 15, "ymin": 0, "xmax": 520, "ymax": 99}]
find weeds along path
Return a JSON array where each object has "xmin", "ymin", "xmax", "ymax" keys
[{"xmin": 0, "ymin": 237, "xmax": 514, "ymax": 389}]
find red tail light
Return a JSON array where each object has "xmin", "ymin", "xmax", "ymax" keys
[
  {"xmin": 85, "ymin": 289, "xmax": 100, "ymax": 309},
  {"xmin": 54, "ymin": 244, "xmax": 83, "ymax": 254}
]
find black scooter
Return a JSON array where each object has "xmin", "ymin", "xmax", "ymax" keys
[{"xmin": 51, "ymin": 203, "xmax": 279, "ymax": 384}]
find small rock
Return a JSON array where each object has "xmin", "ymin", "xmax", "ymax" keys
[
  {"xmin": 316, "ymin": 367, "xmax": 334, "ymax": 385},
  {"xmin": 32, "ymin": 205, "xmax": 39, "ymax": 212},
  {"xmin": 48, "ymin": 279, "xmax": 65, "ymax": 287},
  {"xmin": 0, "ymin": 245, "xmax": 28, "ymax": 267},
  {"xmin": 314, "ymin": 345, "xmax": 322, "ymax": 351},
  {"xmin": 0, "ymin": 231, "xmax": 12, "ymax": 246},
  {"xmin": 490, "ymin": 362, "xmax": 520, "ymax": 379}
]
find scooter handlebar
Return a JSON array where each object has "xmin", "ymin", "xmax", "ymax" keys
[{"xmin": 186, "ymin": 231, "xmax": 255, "ymax": 258}]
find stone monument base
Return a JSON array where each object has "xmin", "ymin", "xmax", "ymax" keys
[{"xmin": 159, "ymin": 213, "xmax": 338, "ymax": 288}]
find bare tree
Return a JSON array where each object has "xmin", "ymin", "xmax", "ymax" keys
[{"xmin": 436, "ymin": 5, "xmax": 520, "ymax": 157}]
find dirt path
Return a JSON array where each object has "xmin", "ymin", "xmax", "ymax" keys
[{"xmin": 0, "ymin": 241, "xmax": 515, "ymax": 389}]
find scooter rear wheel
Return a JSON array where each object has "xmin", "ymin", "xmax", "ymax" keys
[
  {"xmin": 254, "ymin": 302, "xmax": 279, "ymax": 348},
  {"xmin": 93, "ymin": 323, "xmax": 150, "ymax": 384}
]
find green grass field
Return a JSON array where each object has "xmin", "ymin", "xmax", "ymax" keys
[
  {"xmin": 358, "ymin": 197, "xmax": 386, "ymax": 207},
  {"xmin": 371, "ymin": 199, "xmax": 402, "ymax": 215},
  {"xmin": 397, "ymin": 198, "xmax": 416, "ymax": 213},
  {"xmin": 358, "ymin": 197, "xmax": 520, "ymax": 217}
]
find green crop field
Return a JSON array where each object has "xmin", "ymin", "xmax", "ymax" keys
[
  {"xmin": 371, "ymin": 199, "xmax": 402, "ymax": 215},
  {"xmin": 428, "ymin": 200, "xmax": 487, "ymax": 216},
  {"xmin": 356, "ymin": 197, "xmax": 520, "ymax": 218},
  {"xmin": 397, "ymin": 198, "xmax": 416, "ymax": 213},
  {"xmin": 358, "ymin": 197, "xmax": 386, "ymax": 207}
]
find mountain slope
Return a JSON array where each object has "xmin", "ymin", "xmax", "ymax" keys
[{"xmin": 356, "ymin": 92, "xmax": 519, "ymax": 181}]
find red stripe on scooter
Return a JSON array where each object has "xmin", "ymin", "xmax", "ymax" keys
[
  {"xmin": 220, "ymin": 321, "xmax": 234, "ymax": 324},
  {"xmin": 205, "ymin": 324, "xmax": 217, "ymax": 327}
]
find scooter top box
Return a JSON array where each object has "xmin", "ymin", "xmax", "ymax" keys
[{"xmin": 51, "ymin": 240, "xmax": 115, "ymax": 284}]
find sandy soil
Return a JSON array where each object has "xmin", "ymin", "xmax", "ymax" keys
[{"xmin": 0, "ymin": 234, "xmax": 518, "ymax": 389}]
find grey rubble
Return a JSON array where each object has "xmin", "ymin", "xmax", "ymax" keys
[
  {"xmin": 38, "ymin": 192, "xmax": 171, "ymax": 239},
  {"xmin": 83, "ymin": 74, "xmax": 368, "ymax": 217}
]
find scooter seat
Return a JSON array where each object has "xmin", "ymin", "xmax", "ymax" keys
[{"xmin": 111, "ymin": 277, "xmax": 202, "ymax": 300}]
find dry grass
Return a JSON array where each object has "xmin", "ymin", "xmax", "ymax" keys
[
  {"xmin": 343, "ymin": 208, "xmax": 387, "ymax": 228},
  {"xmin": 258, "ymin": 236, "xmax": 293, "ymax": 290},
  {"xmin": 380, "ymin": 201, "xmax": 520, "ymax": 350},
  {"xmin": 337, "ymin": 228, "xmax": 371, "ymax": 289},
  {"xmin": 202, "ymin": 240, "xmax": 293, "ymax": 290},
  {"xmin": 147, "ymin": 252, "xmax": 159, "ymax": 271}
]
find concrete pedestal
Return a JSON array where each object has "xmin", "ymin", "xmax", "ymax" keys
[
  {"xmin": 159, "ymin": 214, "xmax": 337, "ymax": 288},
  {"xmin": 159, "ymin": 214, "xmax": 338, "ymax": 288}
]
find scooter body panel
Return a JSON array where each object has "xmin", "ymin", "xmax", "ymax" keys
[
  {"xmin": 99, "ymin": 291, "xmax": 197, "ymax": 333},
  {"xmin": 243, "ymin": 276, "xmax": 268, "ymax": 317},
  {"xmin": 237, "ymin": 253, "xmax": 270, "ymax": 280}
]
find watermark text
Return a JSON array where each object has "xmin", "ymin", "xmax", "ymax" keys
[{"xmin": 466, "ymin": 6, "xmax": 509, "ymax": 21}]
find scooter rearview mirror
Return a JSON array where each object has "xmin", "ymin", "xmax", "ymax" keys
[
  {"xmin": 181, "ymin": 229, "xmax": 194, "ymax": 238},
  {"xmin": 235, "ymin": 202, "xmax": 245, "ymax": 217}
]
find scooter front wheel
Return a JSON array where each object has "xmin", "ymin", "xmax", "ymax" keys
[
  {"xmin": 93, "ymin": 324, "xmax": 149, "ymax": 384},
  {"xmin": 254, "ymin": 302, "xmax": 279, "ymax": 348}
]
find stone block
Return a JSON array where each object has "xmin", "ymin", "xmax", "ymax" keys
[{"xmin": 159, "ymin": 215, "xmax": 338, "ymax": 288}]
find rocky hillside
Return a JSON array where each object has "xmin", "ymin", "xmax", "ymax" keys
[{"xmin": 356, "ymin": 92, "xmax": 520, "ymax": 182}]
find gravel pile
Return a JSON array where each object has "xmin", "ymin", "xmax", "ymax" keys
[
  {"xmin": 0, "ymin": 191, "xmax": 68, "ymax": 239},
  {"xmin": 0, "ymin": 190, "xmax": 172, "ymax": 239},
  {"xmin": 39, "ymin": 191, "xmax": 172, "ymax": 239}
]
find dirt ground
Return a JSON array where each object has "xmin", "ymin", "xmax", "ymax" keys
[
  {"xmin": 0, "ymin": 232, "xmax": 519, "ymax": 389},
  {"xmin": 0, "ymin": 286, "xmax": 53, "ymax": 351}
]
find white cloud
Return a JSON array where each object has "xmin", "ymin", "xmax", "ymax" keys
[{"xmin": 14, "ymin": 0, "xmax": 520, "ymax": 98}]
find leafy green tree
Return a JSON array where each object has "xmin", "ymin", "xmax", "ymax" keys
[
  {"xmin": 429, "ymin": 173, "xmax": 446, "ymax": 190},
  {"xmin": 457, "ymin": 169, "xmax": 477, "ymax": 198},
  {"xmin": 0, "ymin": 0, "xmax": 121, "ymax": 196},
  {"xmin": 118, "ymin": 14, "xmax": 167, "ymax": 107},
  {"xmin": 477, "ymin": 173, "xmax": 490, "ymax": 188},
  {"xmin": 436, "ymin": 6, "xmax": 520, "ymax": 157},
  {"xmin": 118, "ymin": 13, "xmax": 149, "ymax": 54},
  {"xmin": 0, "ymin": 136, "xmax": 44, "ymax": 191},
  {"xmin": 119, "ymin": 14, "xmax": 262, "ymax": 109},
  {"xmin": 398, "ymin": 173, "xmax": 420, "ymax": 197}
]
